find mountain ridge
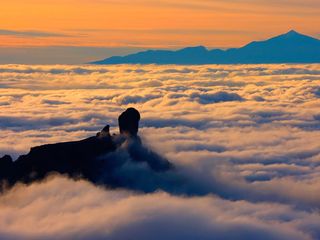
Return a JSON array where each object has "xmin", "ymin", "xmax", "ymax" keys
[{"xmin": 90, "ymin": 30, "xmax": 320, "ymax": 65}]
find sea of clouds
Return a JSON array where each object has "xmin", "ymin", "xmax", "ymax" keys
[{"xmin": 0, "ymin": 64, "xmax": 319, "ymax": 239}]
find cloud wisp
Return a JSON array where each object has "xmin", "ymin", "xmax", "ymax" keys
[{"xmin": 0, "ymin": 29, "xmax": 69, "ymax": 38}]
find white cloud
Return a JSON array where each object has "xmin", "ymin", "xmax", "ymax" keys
[
  {"xmin": 0, "ymin": 63, "xmax": 319, "ymax": 239},
  {"xmin": 0, "ymin": 176, "xmax": 319, "ymax": 240}
]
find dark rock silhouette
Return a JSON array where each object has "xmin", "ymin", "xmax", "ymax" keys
[
  {"xmin": 91, "ymin": 30, "xmax": 320, "ymax": 64},
  {"xmin": 96, "ymin": 124, "xmax": 110, "ymax": 138},
  {"xmin": 118, "ymin": 107, "xmax": 140, "ymax": 136},
  {"xmin": 0, "ymin": 108, "xmax": 173, "ymax": 191},
  {"xmin": 0, "ymin": 155, "xmax": 13, "ymax": 183}
]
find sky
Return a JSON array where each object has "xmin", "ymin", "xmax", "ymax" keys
[
  {"xmin": 0, "ymin": 0, "xmax": 319, "ymax": 63},
  {"xmin": 0, "ymin": 63, "xmax": 320, "ymax": 239}
]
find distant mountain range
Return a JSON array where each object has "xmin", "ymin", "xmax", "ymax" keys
[{"xmin": 91, "ymin": 30, "xmax": 320, "ymax": 65}]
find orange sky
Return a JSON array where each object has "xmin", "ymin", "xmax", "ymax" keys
[{"xmin": 0, "ymin": 0, "xmax": 319, "ymax": 48}]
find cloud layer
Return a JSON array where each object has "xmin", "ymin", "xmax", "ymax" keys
[
  {"xmin": 1, "ymin": 177, "xmax": 320, "ymax": 240},
  {"xmin": 0, "ymin": 64, "xmax": 319, "ymax": 239}
]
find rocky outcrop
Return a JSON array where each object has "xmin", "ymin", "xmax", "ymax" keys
[
  {"xmin": 118, "ymin": 107, "xmax": 140, "ymax": 136},
  {"xmin": 0, "ymin": 108, "xmax": 173, "ymax": 191}
]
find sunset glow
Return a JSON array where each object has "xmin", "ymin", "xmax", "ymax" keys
[{"xmin": 1, "ymin": 0, "xmax": 319, "ymax": 48}]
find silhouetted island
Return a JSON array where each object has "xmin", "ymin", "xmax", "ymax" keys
[
  {"xmin": 90, "ymin": 30, "xmax": 320, "ymax": 64},
  {"xmin": 0, "ymin": 108, "xmax": 173, "ymax": 191}
]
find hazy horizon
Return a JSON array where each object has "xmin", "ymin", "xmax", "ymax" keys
[
  {"xmin": 0, "ymin": 29, "xmax": 319, "ymax": 64},
  {"xmin": 1, "ymin": 0, "xmax": 319, "ymax": 64}
]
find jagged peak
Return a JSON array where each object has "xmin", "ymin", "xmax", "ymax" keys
[
  {"xmin": 271, "ymin": 30, "xmax": 319, "ymax": 42},
  {"xmin": 284, "ymin": 30, "xmax": 300, "ymax": 36}
]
